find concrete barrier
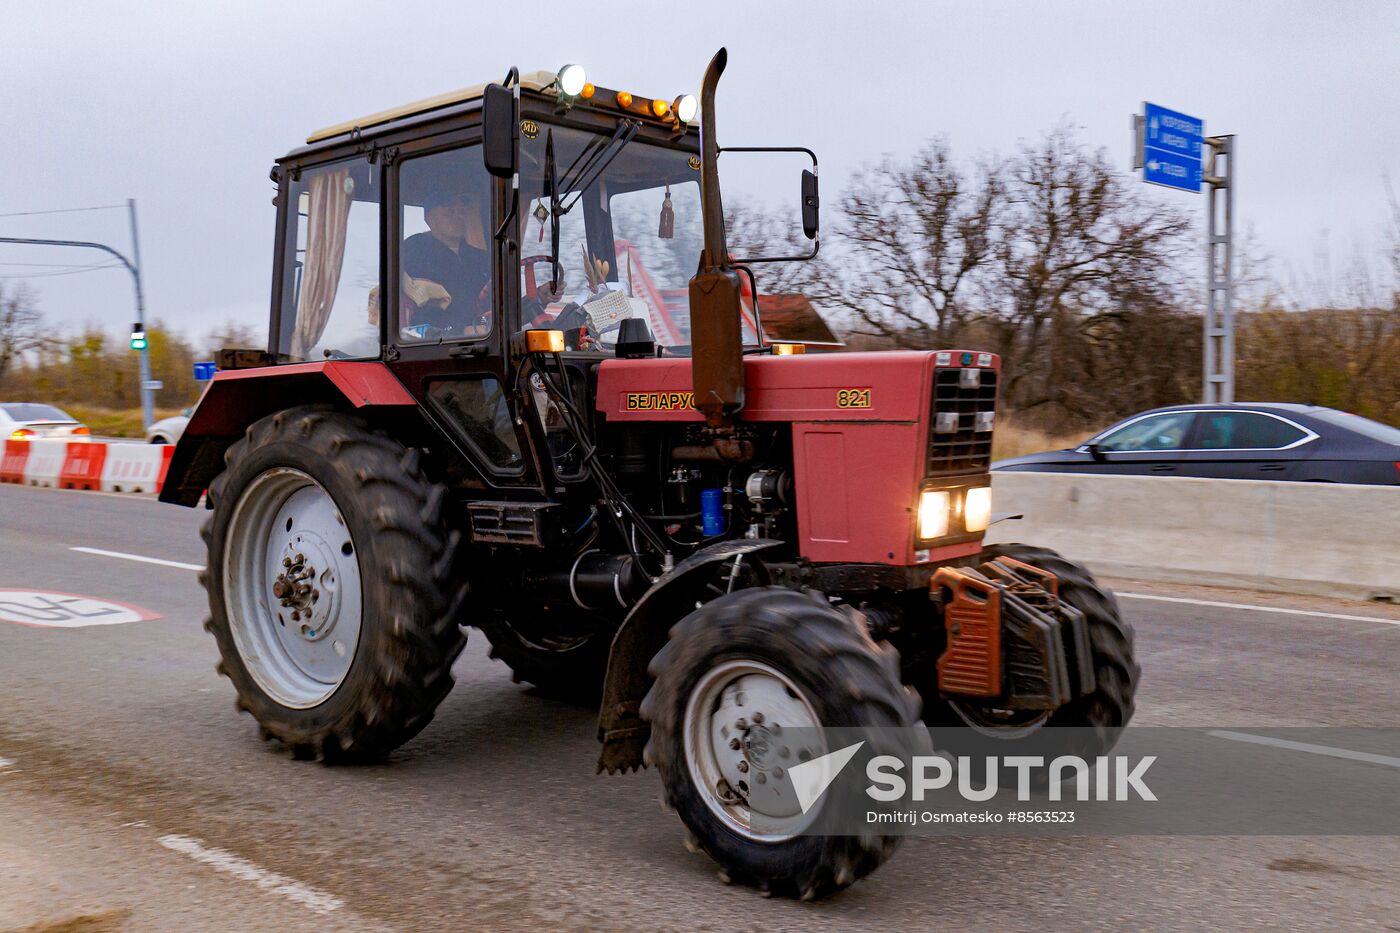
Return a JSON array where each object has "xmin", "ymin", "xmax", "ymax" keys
[{"xmin": 986, "ymin": 471, "xmax": 1400, "ymax": 602}]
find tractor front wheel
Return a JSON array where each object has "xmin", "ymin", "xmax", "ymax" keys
[{"xmin": 641, "ymin": 587, "xmax": 920, "ymax": 899}]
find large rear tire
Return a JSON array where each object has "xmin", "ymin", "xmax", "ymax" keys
[
  {"xmin": 202, "ymin": 406, "xmax": 467, "ymax": 761},
  {"xmin": 641, "ymin": 587, "xmax": 920, "ymax": 899},
  {"xmin": 919, "ymin": 544, "xmax": 1139, "ymax": 770}
]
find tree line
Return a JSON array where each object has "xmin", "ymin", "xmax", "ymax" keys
[{"xmin": 0, "ymin": 286, "xmax": 258, "ymax": 412}]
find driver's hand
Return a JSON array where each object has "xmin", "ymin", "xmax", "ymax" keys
[{"xmin": 403, "ymin": 275, "xmax": 451, "ymax": 308}]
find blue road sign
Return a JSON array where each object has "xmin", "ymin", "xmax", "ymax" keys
[
  {"xmin": 1142, "ymin": 102, "xmax": 1204, "ymax": 193},
  {"xmin": 193, "ymin": 361, "xmax": 217, "ymax": 380}
]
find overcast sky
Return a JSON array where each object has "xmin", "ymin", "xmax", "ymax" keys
[{"xmin": 2, "ymin": 0, "xmax": 1396, "ymax": 344}]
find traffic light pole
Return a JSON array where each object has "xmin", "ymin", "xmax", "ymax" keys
[
  {"xmin": 126, "ymin": 200, "xmax": 155, "ymax": 429},
  {"xmin": 0, "ymin": 199, "xmax": 156, "ymax": 429}
]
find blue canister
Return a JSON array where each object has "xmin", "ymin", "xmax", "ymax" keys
[{"xmin": 700, "ymin": 488, "xmax": 727, "ymax": 536}]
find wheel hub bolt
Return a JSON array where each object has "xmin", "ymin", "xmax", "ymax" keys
[
  {"xmin": 773, "ymin": 766, "xmax": 784, "ymax": 779},
  {"xmin": 736, "ymin": 760, "xmax": 749, "ymax": 773},
  {"xmin": 752, "ymin": 712, "xmax": 764, "ymax": 724},
  {"xmin": 755, "ymin": 772, "xmax": 767, "ymax": 785},
  {"xmin": 735, "ymin": 718, "xmax": 748, "ymax": 730},
  {"xmin": 728, "ymin": 737, "xmax": 741, "ymax": 750}
]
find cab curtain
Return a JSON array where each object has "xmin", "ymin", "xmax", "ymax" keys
[{"xmin": 290, "ymin": 167, "xmax": 352, "ymax": 359}]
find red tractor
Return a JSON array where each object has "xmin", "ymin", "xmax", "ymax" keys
[{"xmin": 162, "ymin": 51, "xmax": 1138, "ymax": 898}]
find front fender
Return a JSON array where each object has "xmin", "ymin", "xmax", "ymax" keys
[
  {"xmin": 159, "ymin": 362, "xmax": 416, "ymax": 506},
  {"xmin": 596, "ymin": 538, "xmax": 783, "ymax": 774}
]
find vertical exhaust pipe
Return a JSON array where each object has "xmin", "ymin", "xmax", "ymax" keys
[{"xmin": 688, "ymin": 48, "xmax": 747, "ymax": 436}]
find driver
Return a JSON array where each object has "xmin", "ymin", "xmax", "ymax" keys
[{"xmin": 402, "ymin": 184, "xmax": 491, "ymax": 333}]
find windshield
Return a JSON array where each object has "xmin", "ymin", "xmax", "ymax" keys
[
  {"xmin": 517, "ymin": 123, "xmax": 761, "ymax": 351},
  {"xmin": 2, "ymin": 403, "xmax": 72, "ymax": 422}
]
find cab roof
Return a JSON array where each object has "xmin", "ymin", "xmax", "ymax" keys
[{"xmin": 305, "ymin": 70, "xmax": 558, "ymax": 144}]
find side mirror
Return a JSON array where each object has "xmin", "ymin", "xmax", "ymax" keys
[
  {"xmin": 482, "ymin": 83, "xmax": 517, "ymax": 179},
  {"xmin": 1086, "ymin": 442, "xmax": 1107, "ymax": 462},
  {"xmin": 800, "ymin": 169, "xmax": 819, "ymax": 239}
]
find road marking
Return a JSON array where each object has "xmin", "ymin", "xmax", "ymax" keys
[
  {"xmin": 1117, "ymin": 591, "xmax": 1400, "ymax": 626},
  {"xmin": 158, "ymin": 834, "xmax": 343, "ymax": 915},
  {"xmin": 1207, "ymin": 730, "xmax": 1400, "ymax": 769},
  {"xmin": 70, "ymin": 546, "xmax": 204, "ymax": 572},
  {"xmin": 0, "ymin": 589, "xmax": 160, "ymax": 627}
]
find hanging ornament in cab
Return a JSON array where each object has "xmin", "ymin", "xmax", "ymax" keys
[
  {"xmin": 658, "ymin": 184, "xmax": 674, "ymax": 239},
  {"xmin": 533, "ymin": 201, "xmax": 549, "ymax": 242}
]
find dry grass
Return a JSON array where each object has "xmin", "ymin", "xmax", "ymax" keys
[
  {"xmin": 63, "ymin": 406, "xmax": 186, "ymax": 438},
  {"xmin": 992, "ymin": 420, "xmax": 1084, "ymax": 461}
]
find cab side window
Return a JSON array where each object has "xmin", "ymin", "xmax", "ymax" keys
[
  {"xmin": 396, "ymin": 145, "xmax": 494, "ymax": 344},
  {"xmin": 278, "ymin": 158, "xmax": 381, "ymax": 362},
  {"xmin": 1098, "ymin": 412, "xmax": 1195, "ymax": 452}
]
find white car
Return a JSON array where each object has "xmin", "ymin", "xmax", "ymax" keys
[
  {"xmin": 0, "ymin": 402, "xmax": 91, "ymax": 439},
  {"xmin": 146, "ymin": 408, "xmax": 192, "ymax": 445}
]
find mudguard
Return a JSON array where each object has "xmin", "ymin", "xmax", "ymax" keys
[
  {"xmin": 158, "ymin": 362, "xmax": 416, "ymax": 507},
  {"xmin": 596, "ymin": 537, "xmax": 783, "ymax": 774}
]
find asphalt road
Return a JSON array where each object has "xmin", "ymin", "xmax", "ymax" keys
[{"xmin": 2, "ymin": 483, "xmax": 1399, "ymax": 932}]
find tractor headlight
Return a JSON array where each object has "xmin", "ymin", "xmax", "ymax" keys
[
  {"xmin": 918, "ymin": 489, "xmax": 951, "ymax": 540},
  {"xmin": 673, "ymin": 94, "xmax": 698, "ymax": 123},
  {"xmin": 964, "ymin": 486, "xmax": 992, "ymax": 533},
  {"xmin": 557, "ymin": 64, "xmax": 587, "ymax": 98}
]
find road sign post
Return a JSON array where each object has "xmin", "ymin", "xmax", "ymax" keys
[
  {"xmin": 1202, "ymin": 135, "xmax": 1235, "ymax": 403},
  {"xmin": 1134, "ymin": 103, "xmax": 1234, "ymax": 402}
]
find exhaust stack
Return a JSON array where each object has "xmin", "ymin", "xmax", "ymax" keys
[{"xmin": 688, "ymin": 48, "xmax": 746, "ymax": 434}]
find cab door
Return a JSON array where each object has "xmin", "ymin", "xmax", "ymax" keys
[{"xmin": 384, "ymin": 133, "xmax": 544, "ymax": 491}]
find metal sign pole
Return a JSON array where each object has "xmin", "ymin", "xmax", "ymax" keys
[{"xmin": 1203, "ymin": 136, "xmax": 1235, "ymax": 402}]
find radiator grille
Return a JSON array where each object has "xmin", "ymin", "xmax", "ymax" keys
[{"xmin": 928, "ymin": 367, "xmax": 997, "ymax": 476}]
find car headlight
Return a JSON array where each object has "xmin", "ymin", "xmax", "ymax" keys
[
  {"xmin": 964, "ymin": 486, "xmax": 992, "ymax": 533},
  {"xmin": 918, "ymin": 489, "xmax": 950, "ymax": 539}
]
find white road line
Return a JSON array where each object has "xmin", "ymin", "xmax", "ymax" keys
[
  {"xmin": 157, "ymin": 834, "xmax": 343, "ymax": 915},
  {"xmin": 1207, "ymin": 730, "xmax": 1400, "ymax": 769},
  {"xmin": 70, "ymin": 547, "xmax": 204, "ymax": 572},
  {"xmin": 1117, "ymin": 591, "xmax": 1400, "ymax": 626}
]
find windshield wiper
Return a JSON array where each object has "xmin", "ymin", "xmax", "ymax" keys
[{"xmin": 543, "ymin": 120, "xmax": 640, "ymax": 294}]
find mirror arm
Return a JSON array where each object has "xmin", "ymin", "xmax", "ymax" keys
[{"xmin": 717, "ymin": 145, "xmax": 820, "ymax": 263}]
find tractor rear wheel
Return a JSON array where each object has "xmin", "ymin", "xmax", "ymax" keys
[
  {"xmin": 641, "ymin": 587, "xmax": 920, "ymax": 899},
  {"xmin": 920, "ymin": 543, "xmax": 1139, "ymax": 773},
  {"xmin": 202, "ymin": 406, "xmax": 466, "ymax": 761}
]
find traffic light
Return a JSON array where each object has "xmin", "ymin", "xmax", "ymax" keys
[{"xmin": 130, "ymin": 322, "xmax": 147, "ymax": 351}]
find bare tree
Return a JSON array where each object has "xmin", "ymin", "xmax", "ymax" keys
[
  {"xmin": 989, "ymin": 126, "xmax": 1192, "ymax": 413},
  {"xmin": 0, "ymin": 283, "xmax": 45, "ymax": 383},
  {"xmin": 808, "ymin": 140, "xmax": 1000, "ymax": 347}
]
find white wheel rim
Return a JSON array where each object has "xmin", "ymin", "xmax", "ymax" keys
[
  {"xmin": 223, "ymin": 468, "xmax": 363, "ymax": 709},
  {"xmin": 683, "ymin": 659, "xmax": 828, "ymax": 843}
]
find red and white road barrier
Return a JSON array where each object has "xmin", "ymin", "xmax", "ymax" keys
[{"xmin": 0, "ymin": 439, "xmax": 174, "ymax": 495}]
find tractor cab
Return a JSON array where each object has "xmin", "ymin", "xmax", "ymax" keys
[{"xmin": 246, "ymin": 64, "xmax": 800, "ymax": 499}]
